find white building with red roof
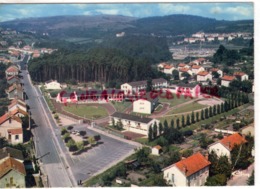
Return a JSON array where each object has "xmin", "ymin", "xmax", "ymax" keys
[
  {"xmin": 221, "ymin": 75, "xmax": 235, "ymax": 87},
  {"xmin": 179, "ymin": 68, "xmax": 192, "ymax": 80},
  {"xmin": 178, "ymin": 63, "xmax": 190, "ymax": 71},
  {"xmin": 157, "ymin": 63, "xmax": 175, "ymax": 75},
  {"xmin": 196, "ymin": 71, "xmax": 212, "ymax": 82},
  {"xmin": 151, "ymin": 145, "xmax": 162, "ymax": 156},
  {"xmin": 191, "ymin": 65, "xmax": 205, "ymax": 75},
  {"xmin": 163, "ymin": 152, "xmax": 211, "ymax": 186},
  {"xmin": 208, "ymin": 133, "xmax": 247, "ymax": 160},
  {"xmin": 210, "ymin": 68, "xmax": 223, "ymax": 77},
  {"xmin": 233, "ymin": 72, "xmax": 249, "ymax": 81},
  {"xmin": 5, "ymin": 65, "xmax": 19, "ymax": 78}
]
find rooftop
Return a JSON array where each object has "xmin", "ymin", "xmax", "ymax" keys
[
  {"xmin": 0, "ymin": 147, "xmax": 24, "ymax": 161},
  {"xmin": 220, "ymin": 133, "xmax": 247, "ymax": 151},
  {"xmin": 197, "ymin": 71, "xmax": 210, "ymax": 76},
  {"xmin": 0, "ymin": 157, "xmax": 26, "ymax": 178},
  {"xmin": 222, "ymin": 75, "xmax": 235, "ymax": 81}
]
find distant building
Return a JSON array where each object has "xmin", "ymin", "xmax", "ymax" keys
[
  {"xmin": 5, "ymin": 83, "xmax": 24, "ymax": 100},
  {"xmin": 208, "ymin": 133, "xmax": 247, "ymax": 160},
  {"xmin": 0, "ymin": 147, "xmax": 24, "ymax": 163},
  {"xmin": 196, "ymin": 71, "xmax": 212, "ymax": 82},
  {"xmin": 166, "ymin": 83, "xmax": 201, "ymax": 98},
  {"xmin": 157, "ymin": 63, "xmax": 175, "ymax": 75},
  {"xmin": 7, "ymin": 76, "xmax": 20, "ymax": 85},
  {"xmin": 110, "ymin": 112, "xmax": 160, "ymax": 136},
  {"xmin": 44, "ymin": 80, "xmax": 62, "ymax": 90},
  {"xmin": 0, "ymin": 157, "xmax": 26, "ymax": 188},
  {"xmin": 221, "ymin": 75, "xmax": 235, "ymax": 87},
  {"xmin": 210, "ymin": 68, "xmax": 223, "ymax": 78},
  {"xmin": 191, "ymin": 65, "xmax": 205, "ymax": 75},
  {"xmin": 116, "ymin": 32, "xmax": 125, "ymax": 37},
  {"xmin": 5, "ymin": 65, "xmax": 19, "ymax": 78},
  {"xmin": 8, "ymin": 99, "xmax": 27, "ymax": 112},
  {"xmin": 179, "ymin": 68, "xmax": 192, "ymax": 80},
  {"xmin": 233, "ymin": 72, "xmax": 249, "ymax": 81},
  {"xmin": 178, "ymin": 63, "xmax": 190, "ymax": 70},
  {"xmin": 151, "ymin": 145, "xmax": 162, "ymax": 156},
  {"xmin": 133, "ymin": 96, "xmax": 159, "ymax": 114},
  {"xmin": 163, "ymin": 152, "xmax": 211, "ymax": 186},
  {"xmin": 241, "ymin": 124, "xmax": 254, "ymax": 137}
]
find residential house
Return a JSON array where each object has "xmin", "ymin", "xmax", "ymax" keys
[
  {"xmin": 5, "ymin": 83, "xmax": 24, "ymax": 100},
  {"xmin": 178, "ymin": 63, "xmax": 190, "ymax": 71},
  {"xmin": 179, "ymin": 68, "xmax": 192, "ymax": 80},
  {"xmin": 0, "ymin": 157, "xmax": 26, "ymax": 188},
  {"xmin": 157, "ymin": 63, "xmax": 175, "ymax": 75},
  {"xmin": 5, "ymin": 65, "xmax": 19, "ymax": 78},
  {"xmin": 0, "ymin": 113, "xmax": 23, "ymax": 144},
  {"xmin": 193, "ymin": 58, "xmax": 206, "ymax": 65},
  {"xmin": 7, "ymin": 75, "xmax": 20, "ymax": 85},
  {"xmin": 196, "ymin": 71, "xmax": 212, "ymax": 82},
  {"xmin": 233, "ymin": 72, "xmax": 249, "ymax": 81},
  {"xmin": 133, "ymin": 96, "xmax": 159, "ymax": 114},
  {"xmin": 166, "ymin": 83, "xmax": 201, "ymax": 98},
  {"xmin": 0, "ymin": 147, "xmax": 24, "ymax": 163},
  {"xmin": 163, "ymin": 152, "xmax": 211, "ymax": 186},
  {"xmin": 208, "ymin": 133, "xmax": 247, "ymax": 160},
  {"xmin": 191, "ymin": 65, "xmax": 205, "ymax": 75},
  {"xmin": 221, "ymin": 75, "xmax": 235, "ymax": 87},
  {"xmin": 10, "ymin": 108, "xmax": 28, "ymax": 118},
  {"xmin": 121, "ymin": 78, "xmax": 167, "ymax": 95},
  {"xmin": 44, "ymin": 80, "xmax": 62, "ymax": 90},
  {"xmin": 241, "ymin": 124, "xmax": 254, "ymax": 137},
  {"xmin": 8, "ymin": 99, "xmax": 27, "ymax": 112},
  {"xmin": 151, "ymin": 145, "xmax": 162, "ymax": 156},
  {"xmin": 110, "ymin": 112, "xmax": 160, "ymax": 136},
  {"xmin": 210, "ymin": 68, "xmax": 223, "ymax": 78}
]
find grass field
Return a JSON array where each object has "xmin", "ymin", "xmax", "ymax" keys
[
  {"xmin": 63, "ymin": 105, "xmax": 108, "ymax": 119},
  {"xmin": 112, "ymin": 101, "xmax": 132, "ymax": 112},
  {"xmin": 159, "ymin": 94, "xmax": 194, "ymax": 107},
  {"xmin": 166, "ymin": 102, "xmax": 207, "ymax": 115}
]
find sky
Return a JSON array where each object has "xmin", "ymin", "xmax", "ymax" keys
[{"xmin": 0, "ymin": 2, "xmax": 254, "ymax": 22}]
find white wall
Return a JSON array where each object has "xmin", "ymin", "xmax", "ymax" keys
[
  {"xmin": 121, "ymin": 83, "xmax": 133, "ymax": 95},
  {"xmin": 45, "ymin": 81, "xmax": 61, "ymax": 90},
  {"xmin": 9, "ymin": 105, "xmax": 27, "ymax": 112},
  {"xmin": 208, "ymin": 142, "xmax": 231, "ymax": 159},
  {"xmin": 163, "ymin": 166, "xmax": 187, "ymax": 186},
  {"xmin": 221, "ymin": 80, "xmax": 231, "ymax": 87},
  {"xmin": 133, "ymin": 99, "xmax": 151, "ymax": 114}
]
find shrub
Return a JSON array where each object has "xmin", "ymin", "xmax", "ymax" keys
[
  {"xmin": 54, "ymin": 114, "xmax": 59, "ymax": 120},
  {"xmin": 79, "ymin": 131, "xmax": 87, "ymax": 136},
  {"xmin": 69, "ymin": 144, "xmax": 78, "ymax": 152},
  {"xmin": 61, "ymin": 128, "xmax": 68, "ymax": 135},
  {"xmin": 183, "ymin": 130, "xmax": 193, "ymax": 137},
  {"xmin": 67, "ymin": 125, "xmax": 74, "ymax": 130}
]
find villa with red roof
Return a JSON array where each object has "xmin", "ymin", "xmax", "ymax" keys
[
  {"xmin": 210, "ymin": 68, "xmax": 223, "ymax": 78},
  {"xmin": 191, "ymin": 65, "xmax": 205, "ymax": 75},
  {"xmin": 5, "ymin": 83, "xmax": 24, "ymax": 100},
  {"xmin": 163, "ymin": 152, "xmax": 211, "ymax": 186},
  {"xmin": 233, "ymin": 72, "xmax": 249, "ymax": 81},
  {"xmin": 179, "ymin": 68, "xmax": 192, "ymax": 80},
  {"xmin": 5, "ymin": 65, "xmax": 19, "ymax": 78},
  {"xmin": 221, "ymin": 75, "xmax": 235, "ymax": 87},
  {"xmin": 208, "ymin": 133, "xmax": 247, "ymax": 160},
  {"xmin": 157, "ymin": 63, "xmax": 175, "ymax": 75},
  {"xmin": 8, "ymin": 99, "xmax": 27, "ymax": 112},
  {"xmin": 196, "ymin": 71, "xmax": 212, "ymax": 82},
  {"xmin": 177, "ymin": 63, "xmax": 190, "ymax": 70}
]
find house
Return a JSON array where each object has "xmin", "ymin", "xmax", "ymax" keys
[
  {"xmin": 241, "ymin": 124, "xmax": 254, "ymax": 137},
  {"xmin": 196, "ymin": 71, "xmax": 212, "ymax": 82},
  {"xmin": 44, "ymin": 80, "xmax": 62, "ymax": 90},
  {"xmin": 0, "ymin": 157, "xmax": 26, "ymax": 188},
  {"xmin": 0, "ymin": 147, "xmax": 24, "ymax": 163},
  {"xmin": 151, "ymin": 145, "xmax": 162, "ymax": 156},
  {"xmin": 193, "ymin": 58, "xmax": 206, "ymax": 65},
  {"xmin": 210, "ymin": 68, "xmax": 223, "ymax": 78},
  {"xmin": 208, "ymin": 133, "xmax": 247, "ymax": 160},
  {"xmin": 166, "ymin": 83, "xmax": 201, "ymax": 98},
  {"xmin": 221, "ymin": 75, "xmax": 235, "ymax": 87},
  {"xmin": 133, "ymin": 96, "xmax": 159, "ymax": 114},
  {"xmin": 8, "ymin": 99, "xmax": 27, "ymax": 112},
  {"xmin": 110, "ymin": 112, "xmax": 160, "ymax": 136},
  {"xmin": 233, "ymin": 72, "xmax": 249, "ymax": 81},
  {"xmin": 5, "ymin": 65, "xmax": 19, "ymax": 78},
  {"xmin": 163, "ymin": 152, "xmax": 211, "ymax": 186},
  {"xmin": 191, "ymin": 65, "xmax": 205, "ymax": 75},
  {"xmin": 178, "ymin": 63, "xmax": 190, "ymax": 71},
  {"xmin": 0, "ymin": 113, "xmax": 23, "ymax": 144},
  {"xmin": 121, "ymin": 78, "xmax": 167, "ymax": 95},
  {"xmin": 157, "ymin": 63, "xmax": 175, "ymax": 75},
  {"xmin": 7, "ymin": 75, "xmax": 20, "ymax": 85},
  {"xmin": 5, "ymin": 83, "xmax": 24, "ymax": 100},
  {"xmin": 10, "ymin": 108, "xmax": 28, "ymax": 118},
  {"xmin": 179, "ymin": 68, "xmax": 192, "ymax": 80}
]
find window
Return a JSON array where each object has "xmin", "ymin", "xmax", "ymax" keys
[{"xmin": 15, "ymin": 135, "xmax": 19, "ymax": 140}]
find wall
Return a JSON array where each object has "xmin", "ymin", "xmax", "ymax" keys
[
  {"xmin": 0, "ymin": 170, "xmax": 25, "ymax": 188},
  {"xmin": 163, "ymin": 165, "xmax": 187, "ymax": 186},
  {"xmin": 133, "ymin": 99, "xmax": 151, "ymax": 114},
  {"xmin": 208, "ymin": 142, "xmax": 231, "ymax": 159}
]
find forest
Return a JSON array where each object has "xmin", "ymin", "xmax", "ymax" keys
[{"xmin": 28, "ymin": 36, "xmax": 170, "ymax": 83}]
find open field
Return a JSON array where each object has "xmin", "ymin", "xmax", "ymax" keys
[
  {"xmin": 112, "ymin": 101, "xmax": 132, "ymax": 112},
  {"xmin": 166, "ymin": 102, "xmax": 207, "ymax": 115},
  {"xmin": 159, "ymin": 94, "xmax": 194, "ymax": 107},
  {"xmin": 63, "ymin": 105, "xmax": 109, "ymax": 119}
]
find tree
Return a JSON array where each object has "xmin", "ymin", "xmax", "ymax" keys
[
  {"xmin": 172, "ymin": 70, "xmax": 179, "ymax": 80},
  {"xmin": 209, "ymin": 106, "xmax": 213, "ymax": 117},
  {"xmin": 159, "ymin": 122, "xmax": 163, "ymax": 135},
  {"xmin": 241, "ymin": 80, "xmax": 252, "ymax": 93},
  {"xmin": 148, "ymin": 125, "xmax": 153, "ymax": 142},
  {"xmin": 111, "ymin": 118, "xmax": 115, "ymax": 127},
  {"xmin": 67, "ymin": 125, "xmax": 74, "ymax": 131},
  {"xmin": 247, "ymin": 171, "xmax": 254, "ymax": 185},
  {"xmin": 221, "ymin": 102, "xmax": 224, "ymax": 113},
  {"xmin": 196, "ymin": 112, "xmax": 199, "ymax": 122},
  {"xmin": 186, "ymin": 114, "xmax": 191, "ymax": 126},
  {"xmin": 181, "ymin": 72, "xmax": 191, "ymax": 81},
  {"xmin": 212, "ymin": 71, "xmax": 220, "ymax": 78},
  {"xmin": 170, "ymin": 119, "xmax": 174, "ymax": 128},
  {"xmin": 201, "ymin": 109, "xmax": 205, "ymax": 120},
  {"xmin": 205, "ymin": 108, "xmax": 209, "ymax": 119},
  {"xmin": 163, "ymin": 120, "xmax": 169, "ymax": 133},
  {"xmin": 153, "ymin": 122, "xmax": 158, "ymax": 139},
  {"xmin": 61, "ymin": 128, "xmax": 68, "ymax": 135},
  {"xmin": 217, "ymin": 104, "xmax": 221, "ymax": 114},
  {"xmin": 76, "ymin": 141, "xmax": 84, "ymax": 151},
  {"xmin": 146, "ymin": 78, "xmax": 153, "ymax": 92},
  {"xmin": 191, "ymin": 111, "xmax": 195, "ymax": 124},
  {"xmin": 181, "ymin": 115, "xmax": 185, "ymax": 127},
  {"xmin": 217, "ymin": 78, "xmax": 221, "ymax": 85},
  {"xmin": 79, "ymin": 131, "xmax": 87, "ymax": 137},
  {"xmin": 176, "ymin": 118, "xmax": 180, "ymax": 129},
  {"xmin": 0, "ymin": 137, "xmax": 8, "ymax": 148},
  {"xmin": 213, "ymin": 105, "xmax": 217, "ymax": 115},
  {"xmin": 116, "ymin": 119, "xmax": 123, "ymax": 130},
  {"xmin": 205, "ymin": 174, "xmax": 227, "ymax": 186},
  {"xmin": 88, "ymin": 136, "xmax": 96, "ymax": 145}
]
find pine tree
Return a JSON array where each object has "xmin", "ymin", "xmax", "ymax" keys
[
  {"xmin": 224, "ymin": 100, "xmax": 228, "ymax": 112},
  {"xmin": 201, "ymin": 109, "xmax": 205, "ymax": 120},
  {"xmin": 186, "ymin": 114, "xmax": 191, "ymax": 126},
  {"xmin": 196, "ymin": 112, "xmax": 199, "ymax": 122},
  {"xmin": 213, "ymin": 105, "xmax": 217, "ymax": 115},
  {"xmin": 176, "ymin": 118, "xmax": 180, "ymax": 129},
  {"xmin": 148, "ymin": 125, "xmax": 153, "ymax": 142},
  {"xmin": 181, "ymin": 115, "xmax": 185, "ymax": 127},
  {"xmin": 217, "ymin": 104, "xmax": 221, "ymax": 114},
  {"xmin": 205, "ymin": 108, "xmax": 209, "ymax": 119},
  {"xmin": 209, "ymin": 107, "xmax": 213, "ymax": 117},
  {"xmin": 163, "ymin": 120, "xmax": 169, "ymax": 133},
  {"xmin": 153, "ymin": 122, "xmax": 158, "ymax": 139},
  {"xmin": 191, "ymin": 111, "xmax": 195, "ymax": 124},
  {"xmin": 170, "ymin": 119, "xmax": 174, "ymax": 128},
  {"xmin": 159, "ymin": 122, "xmax": 163, "ymax": 135},
  {"xmin": 221, "ymin": 102, "xmax": 224, "ymax": 113}
]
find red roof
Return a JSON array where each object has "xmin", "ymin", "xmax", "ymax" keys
[
  {"xmin": 197, "ymin": 71, "xmax": 209, "ymax": 76},
  {"xmin": 11, "ymin": 108, "xmax": 28, "ymax": 117},
  {"xmin": 192, "ymin": 65, "xmax": 201, "ymax": 69},
  {"xmin": 0, "ymin": 113, "xmax": 22, "ymax": 125},
  {"xmin": 153, "ymin": 145, "xmax": 162, "ymax": 150},
  {"xmin": 222, "ymin": 75, "xmax": 235, "ymax": 81},
  {"xmin": 0, "ymin": 157, "xmax": 26, "ymax": 178},
  {"xmin": 6, "ymin": 66, "xmax": 18, "ymax": 73},
  {"xmin": 179, "ymin": 68, "xmax": 190, "ymax": 72},
  {"xmin": 164, "ymin": 65, "xmax": 174, "ymax": 69},
  {"xmin": 220, "ymin": 133, "xmax": 247, "ymax": 150},
  {"xmin": 233, "ymin": 72, "xmax": 246, "ymax": 77},
  {"xmin": 164, "ymin": 152, "xmax": 211, "ymax": 177},
  {"xmin": 8, "ymin": 128, "xmax": 23, "ymax": 135},
  {"xmin": 197, "ymin": 58, "xmax": 206, "ymax": 62},
  {"xmin": 7, "ymin": 75, "xmax": 19, "ymax": 81},
  {"xmin": 178, "ymin": 63, "xmax": 186, "ymax": 67}
]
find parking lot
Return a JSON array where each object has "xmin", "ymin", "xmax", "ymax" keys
[{"xmin": 66, "ymin": 124, "xmax": 138, "ymax": 182}]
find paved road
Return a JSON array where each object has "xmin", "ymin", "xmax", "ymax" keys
[
  {"xmin": 21, "ymin": 70, "xmax": 75, "ymax": 187},
  {"xmin": 227, "ymin": 163, "xmax": 254, "ymax": 186}
]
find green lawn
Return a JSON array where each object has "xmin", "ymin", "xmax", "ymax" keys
[
  {"xmin": 63, "ymin": 105, "xmax": 108, "ymax": 119},
  {"xmin": 112, "ymin": 101, "xmax": 132, "ymax": 112},
  {"xmin": 159, "ymin": 94, "xmax": 194, "ymax": 107},
  {"xmin": 167, "ymin": 102, "xmax": 207, "ymax": 115}
]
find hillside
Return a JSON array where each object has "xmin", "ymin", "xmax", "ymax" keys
[{"xmin": 0, "ymin": 14, "xmax": 253, "ymax": 39}]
